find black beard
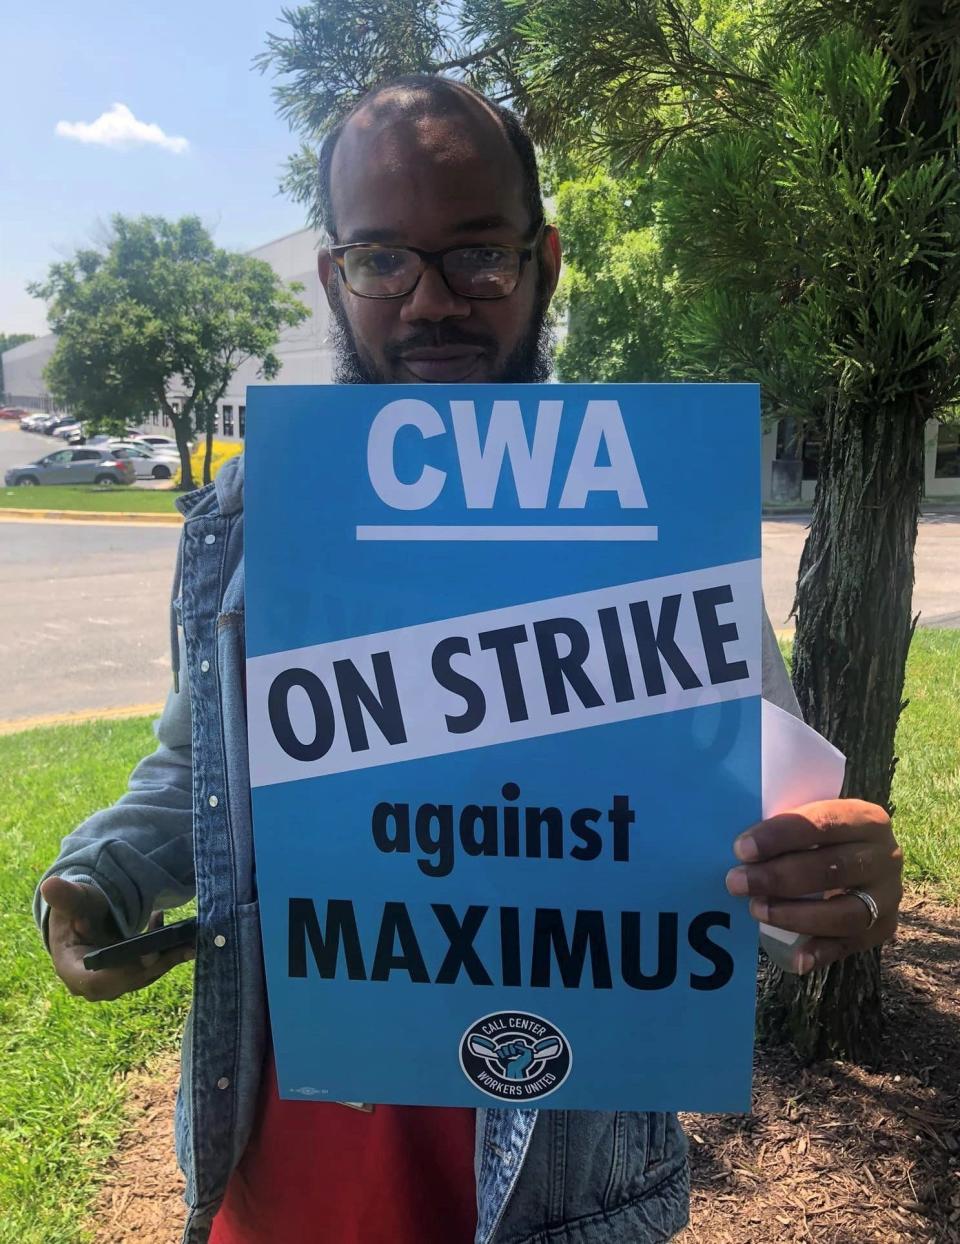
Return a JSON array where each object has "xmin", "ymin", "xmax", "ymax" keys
[{"xmin": 328, "ymin": 277, "xmax": 554, "ymax": 385}]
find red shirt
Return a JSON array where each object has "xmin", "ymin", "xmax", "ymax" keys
[{"xmin": 209, "ymin": 1054, "xmax": 477, "ymax": 1244}]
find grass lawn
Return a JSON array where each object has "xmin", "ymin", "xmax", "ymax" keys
[
  {"xmin": 0, "ymin": 719, "xmax": 192, "ymax": 1244},
  {"xmin": 0, "ymin": 634, "xmax": 956, "ymax": 1241},
  {"xmin": 891, "ymin": 629, "xmax": 960, "ymax": 900},
  {"xmin": 0, "ymin": 486, "xmax": 181, "ymax": 515},
  {"xmin": 778, "ymin": 630, "xmax": 960, "ymax": 899}
]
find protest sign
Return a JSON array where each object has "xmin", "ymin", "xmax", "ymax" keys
[{"xmin": 245, "ymin": 383, "xmax": 761, "ymax": 1111}]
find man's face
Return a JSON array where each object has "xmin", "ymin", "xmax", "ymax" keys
[{"xmin": 318, "ymin": 99, "xmax": 561, "ymax": 384}]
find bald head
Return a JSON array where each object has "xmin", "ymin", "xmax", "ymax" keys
[
  {"xmin": 318, "ymin": 76, "xmax": 543, "ymax": 242},
  {"xmin": 315, "ymin": 74, "xmax": 560, "ymax": 386}
]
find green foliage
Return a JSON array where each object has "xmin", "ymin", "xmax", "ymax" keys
[
  {"xmin": 29, "ymin": 216, "xmax": 309, "ymax": 489},
  {"xmin": 256, "ymin": 0, "xmax": 784, "ymax": 217},
  {"xmin": 257, "ymin": 0, "xmax": 486, "ymax": 218},
  {"xmin": 551, "ymin": 170, "xmax": 673, "ymax": 381},
  {"xmin": 0, "ymin": 718, "xmax": 192, "ymax": 1243},
  {"xmin": 0, "ymin": 333, "xmax": 36, "ymax": 396},
  {"xmin": 656, "ymin": 27, "xmax": 960, "ymax": 420},
  {"xmin": 257, "ymin": 1, "xmax": 960, "ymax": 425}
]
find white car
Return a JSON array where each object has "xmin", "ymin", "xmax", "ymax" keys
[
  {"xmin": 134, "ymin": 434, "xmax": 184, "ymax": 451},
  {"xmin": 110, "ymin": 443, "xmax": 180, "ymax": 480},
  {"xmin": 52, "ymin": 421, "xmax": 83, "ymax": 440}
]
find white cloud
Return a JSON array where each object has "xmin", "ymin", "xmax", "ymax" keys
[{"xmin": 55, "ymin": 103, "xmax": 189, "ymax": 155}]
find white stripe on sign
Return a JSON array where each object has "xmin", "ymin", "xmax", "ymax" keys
[
  {"xmin": 246, "ymin": 559, "xmax": 761, "ymax": 788},
  {"xmin": 355, "ymin": 525, "xmax": 660, "ymax": 542}
]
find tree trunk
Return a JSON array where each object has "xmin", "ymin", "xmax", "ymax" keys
[
  {"xmin": 203, "ymin": 409, "xmax": 215, "ymax": 485},
  {"xmin": 760, "ymin": 397, "xmax": 926, "ymax": 1062},
  {"xmin": 171, "ymin": 411, "xmax": 195, "ymax": 492}
]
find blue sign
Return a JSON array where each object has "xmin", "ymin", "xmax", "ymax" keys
[{"xmin": 245, "ymin": 383, "xmax": 761, "ymax": 1111}]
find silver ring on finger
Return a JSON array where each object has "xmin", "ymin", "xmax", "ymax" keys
[{"xmin": 847, "ymin": 888, "xmax": 879, "ymax": 929}]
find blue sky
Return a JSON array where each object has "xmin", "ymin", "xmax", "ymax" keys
[{"xmin": 4, "ymin": 2, "xmax": 312, "ymax": 336}]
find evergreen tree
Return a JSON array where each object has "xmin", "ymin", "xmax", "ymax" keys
[{"xmin": 258, "ymin": 0, "xmax": 960, "ymax": 1059}]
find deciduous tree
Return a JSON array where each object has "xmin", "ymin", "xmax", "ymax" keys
[{"xmin": 31, "ymin": 216, "xmax": 309, "ymax": 488}]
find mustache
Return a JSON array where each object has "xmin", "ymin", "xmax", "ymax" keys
[{"xmin": 384, "ymin": 326, "xmax": 498, "ymax": 359}]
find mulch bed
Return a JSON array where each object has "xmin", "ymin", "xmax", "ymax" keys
[
  {"xmin": 90, "ymin": 1055, "xmax": 184, "ymax": 1244},
  {"xmin": 89, "ymin": 893, "xmax": 960, "ymax": 1243},
  {"xmin": 679, "ymin": 893, "xmax": 960, "ymax": 1243}
]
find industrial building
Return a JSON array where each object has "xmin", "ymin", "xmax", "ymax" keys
[{"xmin": 3, "ymin": 225, "xmax": 958, "ymax": 501}]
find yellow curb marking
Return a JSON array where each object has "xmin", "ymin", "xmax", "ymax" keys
[
  {"xmin": 0, "ymin": 702, "xmax": 165, "ymax": 736},
  {"xmin": 0, "ymin": 507, "xmax": 181, "ymax": 524},
  {"xmin": 0, "ymin": 515, "xmax": 180, "ymax": 531}
]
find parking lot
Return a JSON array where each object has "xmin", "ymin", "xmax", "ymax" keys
[{"xmin": 1, "ymin": 421, "xmax": 958, "ymax": 725}]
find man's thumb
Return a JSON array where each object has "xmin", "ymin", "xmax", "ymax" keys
[{"xmin": 40, "ymin": 876, "xmax": 105, "ymax": 922}]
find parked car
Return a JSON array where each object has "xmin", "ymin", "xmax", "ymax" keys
[
  {"xmin": 44, "ymin": 414, "xmax": 79, "ymax": 435},
  {"xmin": 20, "ymin": 412, "xmax": 50, "ymax": 431},
  {"xmin": 110, "ymin": 443, "xmax": 180, "ymax": 480},
  {"xmin": 133, "ymin": 434, "xmax": 187, "ymax": 452},
  {"xmin": 28, "ymin": 413, "xmax": 71, "ymax": 435},
  {"xmin": 52, "ymin": 421, "xmax": 83, "ymax": 440},
  {"xmin": 4, "ymin": 447, "xmax": 136, "ymax": 487},
  {"xmin": 0, "ymin": 407, "xmax": 29, "ymax": 421}
]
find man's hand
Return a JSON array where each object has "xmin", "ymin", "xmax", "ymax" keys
[
  {"xmin": 726, "ymin": 799, "xmax": 903, "ymax": 974},
  {"xmin": 41, "ymin": 876, "xmax": 194, "ymax": 1002}
]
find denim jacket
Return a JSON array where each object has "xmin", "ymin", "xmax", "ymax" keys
[{"xmin": 36, "ymin": 455, "xmax": 799, "ymax": 1243}]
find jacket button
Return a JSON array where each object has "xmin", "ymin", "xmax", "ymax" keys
[
  {"xmin": 200, "ymin": 659, "xmax": 210, "ymax": 673},
  {"xmin": 204, "ymin": 533, "xmax": 216, "ymax": 545},
  {"xmin": 208, "ymin": 795, "xmax": 219, "ymax": 808},
  {"xmin": 213, "ymin": 934, "xmax": 226, "ymax": 948},
  {"xmin": 217, "ymin": 1077, "xmax": 230, "ymax": 1090}
]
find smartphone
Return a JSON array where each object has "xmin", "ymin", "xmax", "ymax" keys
[{"xmin": 82, "ymin": 916, "xmax": 197, "ymax": 971}]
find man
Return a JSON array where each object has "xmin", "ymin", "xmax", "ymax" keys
[{"xmin": 36, "ymin": 76, "xmax": 903, "ymax": 1243}]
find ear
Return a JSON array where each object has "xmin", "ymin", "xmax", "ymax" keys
[
  {"xmin": 318, "ymin": 250, "xmax": 337, "ymax": 310},
  {"xmin": 539, "ymin": 225, "xmax": 562, "ymax": 304}
]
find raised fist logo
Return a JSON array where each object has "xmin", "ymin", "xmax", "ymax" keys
[
  {"xmin": 466, "ymin": 1031, "xmax": 563, "ymax": 1080},
  {"xmin": 460, "ymin": 1012, "xmax": 573, "ymax": 1101},
  {"xmin": 496, "ymin": 1039, "xmax": 536, "ymax": 1079}
]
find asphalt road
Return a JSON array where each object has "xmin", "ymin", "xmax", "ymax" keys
[
  {"xmin": 761, "ymin": 512, "xmax": 960, "ymax": 630},
  {"xmin": 1, "ymin": 424, "xmax": 50, "ymax": 471},
  {"xmin": 1, "ymin": 423, "xmax": 957, "ymax": 725},
  {"xmin": 0, "ymin": 518, "xmax": 180, "ymax": 722}
]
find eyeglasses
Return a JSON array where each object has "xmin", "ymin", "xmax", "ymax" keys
[{"xmin": 328, "ymin": 225, "xmax": 544, "ymax": 301}]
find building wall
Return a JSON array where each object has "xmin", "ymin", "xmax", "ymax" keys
[
  {"xmin": 1, "ymin": 334, "xmax": 59, "ymax": 410},
  {"xmin": 924, "ymin": 418, "xmax": 960, "ymax": 498},
  {"xmin": 761, "ymin": 417, "xmax": 960, "ymax": 503},
  {"xmin": 149, "ymin": 227, "xmax": 334, "ymax": 442}
]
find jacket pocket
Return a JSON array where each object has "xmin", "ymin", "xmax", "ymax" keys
[{"xmin": 495, "ymin": 1111, "xmax": 688, "ymax": 1241}]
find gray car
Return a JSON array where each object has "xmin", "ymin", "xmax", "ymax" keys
[{"xmin": 4, "ymin": 447, "xmax": 136, "ymax": 487}]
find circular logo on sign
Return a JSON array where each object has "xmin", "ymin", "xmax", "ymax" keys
[{"xmin": 459, "ymin": 1011, "xmax": 572, "ymax": 1102}]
